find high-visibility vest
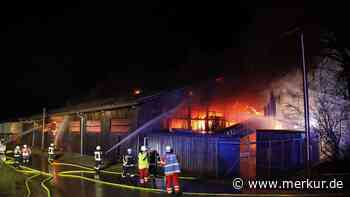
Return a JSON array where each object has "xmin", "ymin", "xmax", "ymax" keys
[
  {"xmin": 94, "ymin": 151, "xmax": 102, "ymax": 161},
  {"xmin": 48, "ymin": 147, "xmax": 54, "ymax": 155},
  {"xmin": 14, "ymin": 149, "xmax": 21, "ymax": 157},
  {"xmin": 123, "ymin": 154, "xmax": 135, "ymax": 167},
  {"xmin": 163, "ymin": 153, "xmax": 180, "ymax": 175},
  {"xmin": 138, "ymin": 152, "xmax": 149, "ymax": 170},
  {"xmin": 0, "ymin": 144, "xmax": 6, "ymax": 154}
]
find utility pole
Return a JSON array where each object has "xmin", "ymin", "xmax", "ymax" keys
[
  {"xmin": 78, "ymin": 113, "xmax": 85, "ymax": 155},
  {"xmin": 281, "ymin": 26, "xmax": 311, "ymax": 176},
  {"xmin": 300, "ymin": 32, "xmax": 311, "ymax": 176},
  {"xmin": 41, "ymin": 108, "xmax": 46, "ymax": 150}
]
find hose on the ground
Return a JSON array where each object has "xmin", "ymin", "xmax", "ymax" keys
[
  {"xmin": 3, "ymin": 157, "xmax": 338, "ymax": 197},
  {"xmin": 51, "ymin": 161, "xmax": 93, "ymax": 171},
  {"xmin": 41, "ymin": 176, "xmax": 53, "ymax": 197},
  {"xmin": 58, "ymin": 173, "xmax": 164, "ymax": 193},
  {"xmin": 25, "ymin": 173, "xmax": 41, "ymax": 197},
  {"xmin": 52, "ymin": 161, "xmax": 196, "ymax": 180}
]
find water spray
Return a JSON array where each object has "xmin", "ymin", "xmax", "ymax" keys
[
  {"xmin": 105, "ymin": 101, "xmax": 186, "ymax": 154},
  {"xmin": 54, "ymin": 116, "xmax": 70, "ymax": 147},
  {"xmin": 4, "ymin": 126, "xmax": 42, "ymax": 145}
]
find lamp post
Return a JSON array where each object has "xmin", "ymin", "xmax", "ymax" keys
[
  {"xmin": 300, "ymin": 32, "xmax": 311, "ymax": 175},
  {"xmin": 282, "ymin": 27, "xmax": 311, "ymax": 175},
  {"xmin": 78, "ymin": 112, "xmax": 85, "ymax": 155}
]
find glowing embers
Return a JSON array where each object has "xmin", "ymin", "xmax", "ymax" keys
[
  {"xmin": 191, "ymin": 119, "xmax": 206, "ymax": 132},
  {"xmin": 168, "ymin": 101, "xmax": 264, "ymax": 133},
  {"xmin": 169, "ymin": 119, "xmax": 189, "ymax": 130}
]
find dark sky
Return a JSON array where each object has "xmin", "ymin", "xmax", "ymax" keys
[{"xmin": 0, "ymin": 1, "xmax": 346, "ymax": 120}]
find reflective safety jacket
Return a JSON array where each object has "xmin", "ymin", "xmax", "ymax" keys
[
  {"xmin": 162, "ymin": 153, "xmax": 180, "ymax": 175},
  {"xmin": 123, "ymin": 154, "xmax": 135, "ymax": 167},
  {"xmin": 14, "ymin": 148, "xmax": 21, "ymax": 157},
  {"xmin": 0, "ymin": 144, "xmax": 6, "ymax": 154},
  {"xmin": 48, "ymin": 147, "xmax": 55, "ymax": 155},
  {"xmin": 94, "ymin": 151, "xmax": 102, "ymax": 161},
  {"xmin": 138, "ymin": 152, "xmax": 149, "ymax": 170}
]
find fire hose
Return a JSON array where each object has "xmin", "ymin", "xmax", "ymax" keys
[
  {"xmin": 25, "ymin": 174, "xmax": 40, "ymax": 197},
  {"xmin": 4, "ymin": 156, "xmax": 330, "ymax": 197}
]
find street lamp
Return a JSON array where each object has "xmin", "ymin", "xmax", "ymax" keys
[
  {"xmin": 300, "ymin": 32, "xmax": 311, "ymax": 172},
  {"xmin": 282, "ymin": 26, "xmax": 311, "ymax": 175}
]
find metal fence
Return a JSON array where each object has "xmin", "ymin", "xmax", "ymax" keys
[
  {"xmin": 1, "ymin": 120, "xmax": 320, "ymax": 179},
  {"xmin": 146, "ymin": 132, "xmax": 319, "ymax": 178}
]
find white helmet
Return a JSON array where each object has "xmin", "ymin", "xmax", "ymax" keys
[
  {"xmin": 96, "ymin": 146, "xmax": 101, "ymax": 150},
  {"xmin": 16, "ymin": 145, "xmax": 20, "ymax": 149},
  {"xmin": 127, "ymin": 148, "xmax": 132, "ymax": 154},
  {"xmin": 23, "ymin": 144, "xmax": 27, "ymax": 148},
  {"xmin": 165, "ymin": 145, "xmax": 171, "ymax": 153},
  {"xmin": 50, "ymin": 143, "xmax": 54, "ymax": 147},
  {"xmin": 140, "ymin": 146, "xmax": 147, "ymax": 152}
]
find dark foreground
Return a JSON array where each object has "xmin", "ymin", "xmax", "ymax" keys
[{"xmin": 0, "ymin": 152, "xmax": 349, "ymax": 197}]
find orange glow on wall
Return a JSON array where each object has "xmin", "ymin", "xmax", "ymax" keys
[
  {"xmin": 111, "ymin": 119, "xmax": 130, "ymax": 133},
  {"xmin": 86, "ymin": 120, "xmax": 101, "ymax": 133},
  {"xmin": 169, "ymin": 97, "xmax": 264, "ymax": 132}
]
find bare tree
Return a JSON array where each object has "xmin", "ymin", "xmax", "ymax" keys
[
  {"xmin": 314, "ymin": 92, "xmax": 349, "ymax": 160},
  {"xmin": 273, "ymin": 56, "xmax": 350, "ymax": 161},
  {"xmin": 313, "ymin": 60, "xmax": 350, "ymax": 160},
  {"xmin": 320, "ymin": 30, "xmax": 350, "ymax": 100}
]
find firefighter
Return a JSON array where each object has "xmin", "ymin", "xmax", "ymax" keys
[
  {"xmin": 14, "ymin": 145, "xmax": 22, "ymax": 167},
  {"xmin": 138, "ymin": 145, "xmax": 149, "ymax": 184},
  {"xmin": 149, "ymin": 148, "xmax": 160, "ymax": 178},
  {"xmin": 161, "ymin": 145, "xmax": 181, "ymax": 194},
  {"xmin": 22, "ymin": 144, "xmax": 31, "ymax": 164},
  {"xmin": 48, "ymin": 143, "xmax": 55, "ymax": 162},
  {"xmin": 122, "ymin": 148, "xmax": 136, "ymax": 178},
  {"xmin": 94, "ymin": 145, "xmax": 103, "ymax": 172},
  {"xmin": 0, "ymin": 140, "xmax": 6, "ymax": 162}
]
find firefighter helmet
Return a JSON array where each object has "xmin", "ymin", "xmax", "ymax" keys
[
  {"xmin": 15, "ymin": 145, "xmax": 20, "ymax": 149},
  {"xmin": 96, "ymin": 146, "xmax": 101, "ymax": 151},
  {"xmin": 50, "ymin": 143, "xmax": 54, "ymax": 147},
  {"xmin": 127, "ymin": 148, "xmax": 132, "ymax": 154},
  {"xmin": 23, "ymin": 144, "xmax": 27, "ymax": 148},
  {"xmin": 165, "ymin": 145, "xmax": 171, "ymax": 153},
  {"xmin": 140, "ymin": 145, "xmax": 147, "ymax": 152}
]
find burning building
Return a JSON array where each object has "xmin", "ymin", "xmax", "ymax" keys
[{"xmin": 0, "ymin": 75, "xmax": 321, "ymax": 177}]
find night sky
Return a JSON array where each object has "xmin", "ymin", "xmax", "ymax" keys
[{"xmin": 0, "ymin": 1, "xmax": 346, "ymax": 120}]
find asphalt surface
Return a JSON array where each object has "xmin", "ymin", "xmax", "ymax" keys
[{"xmin": 1, "ymin": 153, "xmax": 349, "ymax": 197}]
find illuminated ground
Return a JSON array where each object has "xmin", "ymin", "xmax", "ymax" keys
[
  {"xmin": 0, "ymin": 151, "xmax": 349, "ymax": 197},
  {"xmin": 0, "ymin": 152, "xmax": 235, "ymax": 197}
]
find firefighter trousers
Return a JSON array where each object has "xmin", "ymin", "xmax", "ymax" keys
[{"xmin": 165, "ymin": 173, "xmax": 180, "ymax": 194}]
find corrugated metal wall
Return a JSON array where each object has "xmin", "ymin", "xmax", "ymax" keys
[
  {"xmin": 146, "ymin": 132, "xmax": 240, "ymax": 177},
  {"xmin": 256, "ymin": 130, "xmax": 319, "ymax": 178}
]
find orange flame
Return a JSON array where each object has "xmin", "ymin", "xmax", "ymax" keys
[{"xmin": 169, "ymin": 100, "xmax": 263, "ymax": 132}]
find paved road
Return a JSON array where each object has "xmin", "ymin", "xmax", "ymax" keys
[
  {"xmin": 1, "ymin": 153, "xmax": 236, "ymax": 197},
  {"xmin": 1, "ymin": 153, "xmax": 349, "ymax": 197}
]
